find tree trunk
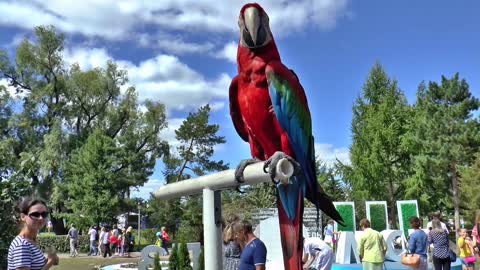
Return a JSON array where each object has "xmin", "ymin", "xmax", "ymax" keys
[
  {"xmin": 388, "ymin": 177, "xmax": 397, "ymax": 229},
  {"xmin": 451, "ymin": 162, "xmax": 460, "ymax": 240}
]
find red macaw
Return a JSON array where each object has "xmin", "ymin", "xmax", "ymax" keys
[{"xmin": 230, "ymin": 3, "xmax": 344, "ymax": 270}]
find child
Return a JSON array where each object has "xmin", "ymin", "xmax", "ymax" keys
[
  {"xmin": 458, "ymin": 228, "xmax": 476, "ymax": 270},
  {"xmin": 155, "ymin": 231, "xmax": 163, "ymax": 247}
]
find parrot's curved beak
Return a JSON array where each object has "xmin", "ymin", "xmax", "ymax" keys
[{"xmin": 243, "ymin": 6, "xmax": 267, "ymax": 48}]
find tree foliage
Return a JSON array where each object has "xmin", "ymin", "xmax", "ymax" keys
[
  {"xmin": 344, "ymin": 63, "xmax": 412, "ymax": 225},
  {"xmin": 148, "ymin": 105, "xmax": 228, "ymax": 242},
  {"xmin": 168, "ymin": 243, "xmax": 179, "ymax": 270},
  {"xmin": 178, "ymin": 240, "xmax": 192, "ymax": 270},
  {"xmin": 0, "ymin": 25, "xmax": 169, "ymax": 234},
  {"xmin": 406, "ymin": 74, "xmax": 480, "ymax": 230}
]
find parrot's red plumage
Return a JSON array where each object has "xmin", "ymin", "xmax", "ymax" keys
[{"xmin": 230, "ymin": 3, "xmax": 343, "ymax": 270}]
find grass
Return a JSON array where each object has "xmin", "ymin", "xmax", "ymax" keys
[{"xmin": 51, "ymin": 257, "xmax": 139, "ymax": 270}]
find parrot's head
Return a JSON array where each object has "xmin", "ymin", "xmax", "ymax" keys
[{"xmin": 238, "ymin": 3, "xmax": 273, "ymax": 49}]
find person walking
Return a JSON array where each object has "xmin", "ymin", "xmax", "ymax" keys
[
  {"xmin": 66, "ymin": 224, "xmax": 79, "ymax": 257},
  {"xmin": 100, "ymin": 226, "xmax": 112, "ymax": 258},
  {"xmin": 8, "ymin": 197, "xmax": 59, "ymax": 269},
  {"xmin": 234, "ymin": 220, "xmax": 267, "ymax": 270},
  {"xmin": 302, "ymin": 237, "xmax": 334, "ymax": 270},
  {"xmin": 357, "ymin": 219, "xmax": 387, "ymax": 270},
  {"xmin": 161, "ymin": 227, "xmax": 170, "ymax": 255},
  {"xmin": 323, "ymin": 220, "xmax": 336, "ymax": 248},
  {"xmin": 46, "ymin": 220, "xmax": 53, "ymax": 233},
  {"xmin": 124, "ymin": 226, "xmax": 135, "ymax": 257},
  {"xmin": 88, "ymin": 225, "xmax": 98, "ymax": 256},
  {"xmin": 408, "ymin": 217, "xmax": 428, "ymax": 270},
  {"xmin": 428, "ymin": 219, "xmax": 451, "ymax": 270}
]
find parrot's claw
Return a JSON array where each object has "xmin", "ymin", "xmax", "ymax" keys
[
  {"xmin": 235, "ymin": 158, "xmax": 261, "ymax": 184},
  {"xmin": 264, "ymin": 151, "xmax": 302, "ymax": 184}
]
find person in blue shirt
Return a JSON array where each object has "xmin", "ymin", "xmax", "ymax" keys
[
  {"xmin": 234, "ymin": 220, "xmax": 267, "ymax": 270},
  {"xmin": 323, "ymin": 220, "xmax": 336, "ymax": 248},
  {"xmin": 409, "ymin": 216, "xmax": 428, "ymax": 270}
]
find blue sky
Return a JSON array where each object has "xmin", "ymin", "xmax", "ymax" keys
[{"xmin": 0, "ymin": 1, "xmax": 479, "ymax": 199}]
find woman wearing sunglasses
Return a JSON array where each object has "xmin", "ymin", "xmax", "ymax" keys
[{"xmin": 7, "ymin": 197, "xmax": 59, "ymax": 270}]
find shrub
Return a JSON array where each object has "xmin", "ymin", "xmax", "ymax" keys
[
  {"xmin": 198, "ymin": 246, "xmax": 204, "ymax": 270},
  {"xmin": 37, "ymin": 234, "xmax": 90, "ymax": 253},
  {"xmin": 154, "ymin": 252, "xmax": 162, "ymax": 270},
  {"xmin": 178, "ymin": 240, "xmax": 192, "ymax": 270},
  {"xmin": 168, "ymin": 242, "xmax": 178, "ymax": 270}
]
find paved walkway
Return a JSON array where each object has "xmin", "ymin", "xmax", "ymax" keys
[{"xmin": 54, "ymin": 252, "xmax": 142, "ymax": 259}]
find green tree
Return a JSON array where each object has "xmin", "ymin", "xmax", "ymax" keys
[
  {"xmin": 460, "ymin": 153, "xmax": 480, "ymax": 223},
  {"xmin": 0, "ymin": 25, "xmax": 169, "ymax": 233},
  {"xmin": 169, "ymin": 243, "xmax": 179, "ymax": 270},
  {"xmin": 178, "ymin": 240, "xmax": 192, "ymax": 270},
  {"xmin": 407, "ymin": 74, "xmax": 480, "ymax": 232},
  {"xmin": 63, "ymin": 129, "xmax": 121, "ymax": 227},
  {"xmin": 317, "ymin": 159, "xmax": 346, "ymax": 201},
  {"xmin": 154, "ymin": 252, "xmax": 162, "ymax": 270},
  {"xmin": 198, "ymin": 246, "xmax": 205, "ymax": 270},
  {"xmin": 346, "ymin": 63, "xmax": 412, "ymax": 225},
  {"xmin": 149, "ymin": 105, "xmax": 227, "ymax": 241}
]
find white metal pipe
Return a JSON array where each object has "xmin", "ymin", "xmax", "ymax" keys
[
  {"xmin": 154, "ymin": 158, "xmax": 294, "ymax": 199},
  {"xmin": 203, "ymin": 188, "xmax": 223, "ymax": 270}
]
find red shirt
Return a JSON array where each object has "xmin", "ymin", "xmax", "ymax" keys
[
  {"xmin": 110, "ymin": 235, "xmax": 117, "ymax": 244},
  {"xmin": 162, "ymin": 231, "xmax": 170, "ymax": 242}
]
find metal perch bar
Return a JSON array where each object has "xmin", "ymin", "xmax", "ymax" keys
[
  {"xmin": 153, "ymin": 157, "xmax": 294, "ymax": 199},
  {"xmin": 153, "ymin": 157, "xmax": 295, "ymax": 270}
]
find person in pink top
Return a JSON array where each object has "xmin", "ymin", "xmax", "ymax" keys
[{"xmin": 472, "ymin": 211, "xmax": 480, "ymax": 253}]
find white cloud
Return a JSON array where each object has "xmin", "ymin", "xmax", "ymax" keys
[
  {"xmin": 315, "ymin": 143, "xmax": 350, "ymax": 168},
  {"xmin": 63, "ymin": 47, "xmax": 114, "ymax": 70},
  {"xmin": 214, "ymin": 41, "xmax": 238, "ymax": 63},
  {"xmin": 62, "ymin": 47, "xmax": 230, "ymax": 113},
  {"xmin": 130, "ymin": 178, "xmax": 165, "ymax": 199},
  {"xmin": 0, "ymin": 78, "xmax": 27, "ymax": 99},
  {"xmin": 0, "ymin": 1, "xmax": 349, "ymax": 41},
  {"xmin": 138, "ymin": 32, "xmax": 215, "ymax": 55}
]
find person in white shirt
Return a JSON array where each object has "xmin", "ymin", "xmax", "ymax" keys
[
  {"xmin": 426, "ymin": 212, "xmax": 449, "ymax": 233},
  {"xmin": 88, "ymin": 225, "xmax": 98, "ymax": 256},
  {"xmin": 302, "ymin": 237, "xmax": 334, "ymax": 270}
]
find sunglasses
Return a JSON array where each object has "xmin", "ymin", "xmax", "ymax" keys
[{"xmin": 28, "ymin": 211, "xmax": 49, "ymax": 219}]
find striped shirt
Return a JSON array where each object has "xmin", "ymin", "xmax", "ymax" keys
[{"xmin": 8, "ymin": 235, "xmax": 46, "ymax": 270}]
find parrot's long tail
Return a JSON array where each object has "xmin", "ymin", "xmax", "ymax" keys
[
  {"xmin": 277, "ymin": 193, "xmax": 304, "ymax": 270},
  {"xmin": 316, "ymin": 192, "xmax": 345, "ymax": 226}
]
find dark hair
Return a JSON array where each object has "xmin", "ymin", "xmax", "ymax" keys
[
  {"xmin": 360, "ymin": 218, "xmax": 371, "ymax": 228},
  {"xmin": 409, "ymin": 216, "xmax": 420, "ymax": 229},
  {"xmin": 18, "ymin": 197, "xmax": 47, "ymax": 214}
]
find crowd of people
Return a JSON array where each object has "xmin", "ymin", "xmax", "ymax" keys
[
  {"xmin": 86, "ymin": 224, "xmax": 136, "ymax": 258},
  {"xmin": 6, "ymin": 196, "xmax": 480, "ymax": 270}
]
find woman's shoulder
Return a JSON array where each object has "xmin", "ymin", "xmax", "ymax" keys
[
  {"xmin": 9, "ymin": 235, "xmax": 33, "ymax": 255},
  {"xmin": 10, "ymin": 235, "xmax": 30, "ymax": 247}
]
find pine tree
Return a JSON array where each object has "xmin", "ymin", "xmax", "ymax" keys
[
  {"xmin": 154, "ymin": 252, "xmax": 162, "ymax": 270},
  {"xmin": 408, "ymin": 74, "xmax": 480, "ymax": 233},
  {"xmin": 178, "ymin": 240, "xmax": 192, "ymax": 270},
  {"xmin": 345, "ymin": 62, "xmax": 412, "ymax": 225},
  {"xmin": 168, "ymin": 243, "xmax": 178, "ymax": 270},
  {"xmin": 198, "ymin": 246, "xmax": 205, "ymax": 270}
]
